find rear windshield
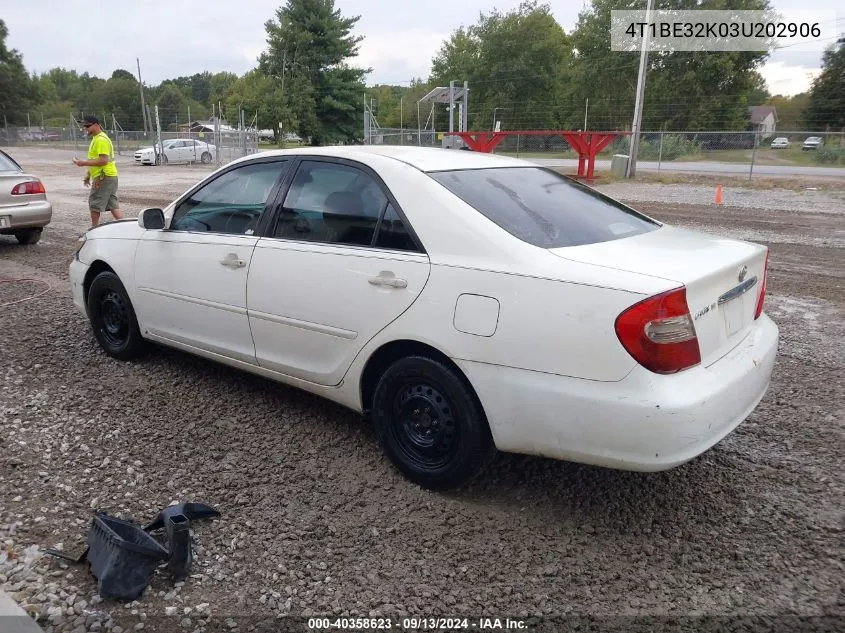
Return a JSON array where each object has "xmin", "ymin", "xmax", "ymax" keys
[
  {"xmin": 428, "ymin": 166, "xmax": 660, "ymax": 248},
  {"xmin": 0, "ymin": 151, "xmax": 21, "ymax": 172}
]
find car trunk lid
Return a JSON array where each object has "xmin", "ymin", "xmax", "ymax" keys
[
  {"xmin": 550, "ymin": 225, "xmax": 768, "ymax": 367},
  {"xmin": 0, "ymin": 172, "xmax": 46, "ymax": 209}
]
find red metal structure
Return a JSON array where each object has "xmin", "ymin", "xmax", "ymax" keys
[{"xmin": 444, "ymin": 130, "xmax": 630, "ymax": 182}]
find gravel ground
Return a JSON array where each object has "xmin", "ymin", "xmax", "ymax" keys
[{"xmin": 1, "ymin": 148, "xmax": 843, "ymax": 633}]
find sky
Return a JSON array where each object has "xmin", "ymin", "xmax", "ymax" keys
[{"xmin": 1, "ymin": 0, "xmax": 841, "ymax": 97}]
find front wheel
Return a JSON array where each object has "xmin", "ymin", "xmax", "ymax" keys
[
  {"xmin": 201, "ymin": 152, "xmax": 212, "ymax": 164},
  {"xmin": 371, "ymin": 356, "xmax": 494, "ymax": 489},
  {"xmin": 86, "ymin": 271, "xmax": 146, "ymax": 360}
]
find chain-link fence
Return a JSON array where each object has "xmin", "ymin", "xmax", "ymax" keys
[
  {"xmin": 5, "ymin": 117, "xmax": 844, "ymax": 178},
  {"xmin": 0, "ymin": 111, "xmax": 259, "ymax": 168},
  {"xmin": 364, "ymin": 127, "xmax": 439, "ymax": 147},
  {"xmin": 612, "ymin": 130, "xmax": 845, "ymax": 174},
  {"xmin": 365, "ymin": 127, "xmax": 845, "ymax": 176}
]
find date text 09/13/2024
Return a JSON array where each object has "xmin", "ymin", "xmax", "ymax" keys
[{"xmin": 308, "ymin": 617, "xmax": 528, "ymax": 630}]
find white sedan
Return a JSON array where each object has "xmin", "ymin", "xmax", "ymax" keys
[
  {"xmin": 134, "ymin": 139, "xmax": 217, "ymax": 165},
  {"xmin": 69, "ymin": 146, "xmax": 778, "ymax": 489}
]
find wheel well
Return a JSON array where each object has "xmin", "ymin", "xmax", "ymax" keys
[
  {"xmin": 82, "ymin": 260, "xmax": 115, "ymax": 304},
  {"xmin": 359, "ymin": 340, "xmax": 483, "ymax": 417}
]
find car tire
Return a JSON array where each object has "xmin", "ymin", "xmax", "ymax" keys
[
  {"xmin": 155, "ymin": 154, "xmax": 168, "ymax": 165},
  {"xmin": 86, "ymin": 271, "xmax": 146, "ymax": 360},
  {"xmin": 14, "ymin": 228, "xmax": 42, "ymax": 244},
  {"xmin": 371, "ymin": 355, "xmax": 495, "ymax": 490},
  {"xmin": 201, "ymin": 152, "xmax": 212, "ymax": 164}
]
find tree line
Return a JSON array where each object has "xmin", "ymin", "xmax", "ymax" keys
[{"xmin": 1, "ymin": 0, "xmax": 842, "ymax": 145}]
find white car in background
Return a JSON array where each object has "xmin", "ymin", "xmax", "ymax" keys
[
  {"xmin": 770, "ymin": 137, "xmax": 790, "ymax": 149},
  {"xmin": 134, "ymin": 139, "xmax": 217, "ymax": 165},
  {"xmin": 69, "ymin": 146, "xmax": 778, "ymax": 490},
  {"xmin": 801, "ymin": 136, "xmax": 824, "ymax": 151}
]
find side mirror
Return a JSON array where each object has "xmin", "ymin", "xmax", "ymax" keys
[{"xmin": 138, "ymin": 207, "xmax": 165, "ymax": 230}]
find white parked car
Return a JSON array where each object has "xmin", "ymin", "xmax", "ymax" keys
[
  {"xmin": 770, "ymin": 137, "xmax": 790, "ymax": 149},
  {"xmin": 69, "ymin": 146, "xmax": 778, "ymax": 489},
  {"xmin": 134, "ymin": 139, "xmax": 217, "ymax": 165},
  {"xmin": 801, "ymin": 136, "xmax": 824, "ymax": 151}
]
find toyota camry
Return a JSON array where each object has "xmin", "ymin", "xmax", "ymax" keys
[{"xmin": 69, "ymin": 146, "xmax": 779, "ymax": 489}]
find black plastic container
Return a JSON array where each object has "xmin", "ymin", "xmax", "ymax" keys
[{"xmin": 86, "ymin": 512, "xmax": 170, "ymax": 601}]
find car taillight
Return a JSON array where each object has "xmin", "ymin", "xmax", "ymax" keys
[
  {"xmin": 11, "ymin": 180, "xmax": 46, "ymax": 195},
  {"xmin": 615, "ymin": 286, "xmax": 701, "ymax": 374},
  {"xmin": 754, "ymin": 251, "xmax": 768, "ymax": 319}
]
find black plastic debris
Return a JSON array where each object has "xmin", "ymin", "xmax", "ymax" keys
[
  {"xmin": 42, "ymin": 500, "xmax": 220, "ymax": 601},
  {"xmin": 86, "ymin": 512, "xmax": 170, "ymax": 601},
  {"xmin": 143, "ymin": 501, "xmax": 220, "ymax": 532},
  {"xmin": 144, "ymin": 502, "xmax": 220, "ymax": 582},
  {"xmin": 164, "ymin": 513, "xmax": 192, "ymax": 581}
]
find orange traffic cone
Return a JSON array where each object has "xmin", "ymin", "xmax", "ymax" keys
[{"xmin": 714, "ymin": 184, "xmax": 723, "ymax": 205}]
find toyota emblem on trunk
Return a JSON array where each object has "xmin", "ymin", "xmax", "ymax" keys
[{"xmin": 738, "ymin": 265, "xmax": 748, "ymax": 282}]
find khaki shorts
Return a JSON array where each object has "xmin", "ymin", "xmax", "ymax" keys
[{"xmin": 89, "ymin": 175, "xmax": 119, "ymax": 213}]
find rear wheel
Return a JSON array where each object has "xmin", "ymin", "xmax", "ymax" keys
[
  {"xmin": 371, "ymin": 356, "xmax": 494, "ymax": 489},
  {"xmin": 86, "ymin": 271, "xmax": 146, "ymax": 360},
  {"xmin": 14, "ymin": 228, "xmax": 42, "ymax": 244}
]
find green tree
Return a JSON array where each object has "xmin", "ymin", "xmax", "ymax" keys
[
  {"xmin": 155, "ymin": 84, "xmax": 187, "ymax": 123},
  {"xmin": 208, "ymin": 71, "xmax": 239, "ymax": 114},
  {"xmin": 258, "ymin": 0, "xmax": 369, "ymax": 144},
  {"xmin": 429, "ymin": 1, "xmax": 570, "ymax": 131},
  {"xmin": 225, "ymin": 69, "xmax": 288, "ymax": 135},
  {"xmin": 0, "ymin": 19, "xmax": 38, "ymax": 125},
  {"xmin": 767, "ymin": 93, "xmax": 810, "ymax": 131},
  {"xmin": 569, "ymin": 0, "xmax": 773, "ymax": 131},
  {"xmin": 805, "ymin": 37, "xmax": 845, "ymax": 130},
  {"xmin": 111, "ymin": 69, "xmax": 136, "ymax": 82},
  {"xmin": 96, "ymin": 77, "xmax": 144, "ymax": 129}
]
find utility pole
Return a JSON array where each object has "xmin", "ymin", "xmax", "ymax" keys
[
  {"xmin": 137, "ymin": 58, "xmax": 149, "ymax": 134},
  {"xmin": 626, "ymin": 0, "xmax": 654, "ymax": 178}
]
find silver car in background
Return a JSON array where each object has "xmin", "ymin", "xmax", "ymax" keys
[{"xmin": 0, "ymin": 149, "xmax": 52, "ymax": 244}]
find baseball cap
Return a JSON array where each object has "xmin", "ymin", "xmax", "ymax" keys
[{"xmin": 82, "ymin": 115, "xmax": 101, "ymax": 126}]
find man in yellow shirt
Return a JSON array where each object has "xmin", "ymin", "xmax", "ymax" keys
[{"xmin": 73, "ymin": 115, "xmax": 122, "ymax": 227}]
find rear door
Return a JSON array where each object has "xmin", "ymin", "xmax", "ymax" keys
[{"xmin": 246, "ymin": 156, "xmax": 431, "ymax": 386}]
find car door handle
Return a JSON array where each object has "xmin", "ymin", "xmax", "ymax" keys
[
  {"xmin": 220, "ymin": 254, "xmax": 246, "ymax": 268},
  {"xmin": 368, "ymin": 271, "xmax": 407, "ymax": 289}
]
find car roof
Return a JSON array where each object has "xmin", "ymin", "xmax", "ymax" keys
[{"xmin": 232, "ymin": 144, "xmax": 533, "ymax": 173}]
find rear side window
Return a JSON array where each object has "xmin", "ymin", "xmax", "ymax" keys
[
  {"xmin": 428, "ymin": 167, "xmax": 660, "ymax": 248},
  {"xmin": 0, "ymin": 151, "xmax": 21, "ymax": 172}
]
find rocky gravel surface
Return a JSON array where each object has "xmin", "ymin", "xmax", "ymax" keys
[{"xmin": 0, "ymin": 148, "xmax": 843, "ymax": 632}]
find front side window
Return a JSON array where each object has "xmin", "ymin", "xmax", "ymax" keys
[
  {"xmin": 429, "ymin": 167, "xmax": 660, "ymax": 248},
  {"xmin": 170, "ymin": 161, "xmax": 288, "ymax": 234}
]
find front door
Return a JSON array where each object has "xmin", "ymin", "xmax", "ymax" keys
[
  {"xmin": 247, "ymin": 158, "xmax": 431, "ymax": 385},
  {"xmin": 134, "ymin": 158, "xmax": 292, "ymax": 364}
]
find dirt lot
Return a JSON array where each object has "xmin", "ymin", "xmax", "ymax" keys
[{"xmin": 1, "ymin": 148, "xmax": 843, "ymax": 633}]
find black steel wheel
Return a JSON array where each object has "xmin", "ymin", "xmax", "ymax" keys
[
  {"xmin": 372, "ymin": 355, "xmax": 494, "ymax": 489},
  {"xmin": 86, "ymin": 271, "xmax": 146, "ymax": 360},
  {"xmin": 14, "ymin": 228, "xmax": 42, "ymax": 244}
]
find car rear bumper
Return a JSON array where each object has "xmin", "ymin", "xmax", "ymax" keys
[
  {"xmin": 0, "ymin": 200, "xmax": 52, "ymax": 232},
  {"xmin": 458, "ymin": 313, "xmax": 779, "ymax": 471}
]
